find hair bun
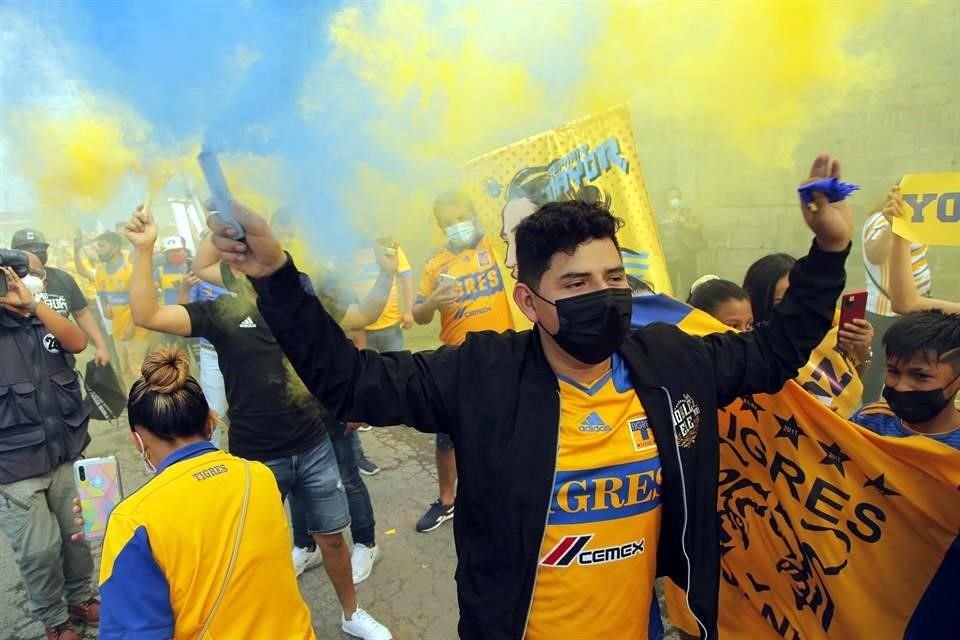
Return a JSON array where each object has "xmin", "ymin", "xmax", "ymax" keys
[{"xmin": 140, "ymin": 348, "xmax": 191, "ymax": 394}]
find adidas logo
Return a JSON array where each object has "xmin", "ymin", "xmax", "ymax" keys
[
  {"xmin": 239, "ymin": 316, "xmax": 257, "ymax": 328},
  {"xmin": 579, "ymin": 411, "xmax": 611, "ymax": 433}
]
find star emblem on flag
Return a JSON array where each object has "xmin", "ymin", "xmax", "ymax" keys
[
  {"xmin": 774, "ymin": 415, "xmax": 806, "ymax": 449},
  {"xmin": 818, "ymin": 440, "xmax": 851, "ymax": 476},
  {"xmin": 740, "ymin": 395, "xmax": 764, "ymax": 421},
  {"xmin": 864, "ymin": 474, "xmax": 900, "ymax": 497}
]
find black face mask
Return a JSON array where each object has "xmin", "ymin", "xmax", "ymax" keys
[
  {"xmin": 883, "ymin": 375, "xmax": 959, "ymax": 425},
  {"xmin": 534, "ymin": 287, "xmax": 633, "ymax": 365}
]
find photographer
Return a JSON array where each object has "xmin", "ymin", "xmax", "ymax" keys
[{"xmin": 0, "ymin": 251, "xmax": 98, "ymax": 640}]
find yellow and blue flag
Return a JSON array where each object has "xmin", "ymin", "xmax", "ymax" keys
[{"xmin": 632, "ymin": 295, "xmax": 960, "ymax": 640}]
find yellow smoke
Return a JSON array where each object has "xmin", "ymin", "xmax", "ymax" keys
[
  {"xmin": 7, "ymin": 106, "xmax": 147, "ymax": 216},
  {"xmin": 307, "ymin": 0, "xmax": 890, "ymax": 265}
]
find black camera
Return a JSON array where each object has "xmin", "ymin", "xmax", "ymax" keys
[{"xmin": 0, "ymin": 248, "xmax": 31, "ymax": 297}]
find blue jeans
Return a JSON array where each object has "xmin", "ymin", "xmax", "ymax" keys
[
  {"xmin": 365, "ymin": 324, "xmax": 404, "ymax": 352},
  {"xmin": 291, "ymin": 423, "xmax": 375, "ymax": 547},
  {"xmin": 264, "ymin": 437, "xmax": 350, "ymax": 537}
]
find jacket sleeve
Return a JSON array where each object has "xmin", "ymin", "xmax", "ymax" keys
[
  {"xmin": 252, "ymin": 257, "xmax": 459, "ymax": 432},
  {"xmin": 98, "ymin": 516, "xmax": 174, "ymax": 640},
  {"xmin": 702, "ymin": 241, "xmax": 849, "ymax": 407}
]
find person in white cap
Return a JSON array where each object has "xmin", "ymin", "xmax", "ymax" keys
[{"xmin": 155, "ymin": 236, "xmax": 192, "ymax": 306}]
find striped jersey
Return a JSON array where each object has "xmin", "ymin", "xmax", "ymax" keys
[
  {"xmin": 861, "ymin": 212, "xmax": 931, "ymax": 316},
  {"xmin": 852, "ymin": 400, "xmax": 960, "ymax": 451},
  {"xmin": 526, "ymin": 354, "xmax": 663, "ymax": 639}
]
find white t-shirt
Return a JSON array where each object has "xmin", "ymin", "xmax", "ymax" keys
[{"xmin": 861, "ymin": 211, "xmax": 931, "ymax": 316}]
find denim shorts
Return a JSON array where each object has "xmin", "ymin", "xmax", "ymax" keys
[
  {"xmin": 365, "ymin": 324, "xmax": 404, "ymax": 352},
  {"xmin": 263, "ymin": 436, "xmax": 350, "ymax": 536},
  {"xmin": 436, "ymin": 431, "xmax": 455, "ymax": 451}
]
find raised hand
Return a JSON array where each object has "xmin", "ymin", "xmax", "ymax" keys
[
  {"xmin": 800, "ymin": 154, "xmax": 853, "ymax": 252},
  {"xmin": 124, "ymin": 204, "xmax": 158, "ymax": 249},
  {"xmin": 207, "ymin": 202, "xmax": 287, "ymax": 278},
  {"xmin": 881, "ymin": 186, "xmax": 906, "ymax": 223},
  {"xmin": 0, "ymin": 266, "xmax": 35, "ymax": 311}
]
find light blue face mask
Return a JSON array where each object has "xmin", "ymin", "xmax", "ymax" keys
[{"xmin": 445, "ymin": 221, "xmax": 476, "ymax": 247}]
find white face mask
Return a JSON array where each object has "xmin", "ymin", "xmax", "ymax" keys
[
  {"xmin": 22, "ymin": 275, "xmax": 45, "ymax": 297},
  {"xmin": 668, "ymin": 197, "xmax": 681, "ymax": 209},
  {"xmin": 445, "ymin": 221, "xmax": 476, "ymax": 247},
  {"xmin": 133, "ymin": 432, "xmax": 158, "ymax": 475}
]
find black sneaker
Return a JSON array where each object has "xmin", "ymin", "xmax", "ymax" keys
[
  {"xmin": 357, "ymin": 456, "xmax": 381, "ymax": 476},
  {"xmin": 416, "ymin": 500, "xmax": 454, "ymax": 533}
]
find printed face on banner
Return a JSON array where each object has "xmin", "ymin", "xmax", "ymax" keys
[{"xmin": 463, "ymin": 106, "xmax": 672, "ymax": 327}]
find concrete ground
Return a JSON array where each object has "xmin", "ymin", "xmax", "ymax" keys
[{"xmin": 0, "ymin": 327, "xmax": 678, "ymax": 638}]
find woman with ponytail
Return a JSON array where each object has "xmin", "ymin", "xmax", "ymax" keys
[{"xmin": 97, "ymin": 348, "xmax": 315, "ymax": 640}]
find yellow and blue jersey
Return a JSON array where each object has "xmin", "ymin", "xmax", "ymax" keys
[
  {"xmin": 416, "ymin": 234, "xmax": 514, "ymax": 346},
  {"xmin": 95, "ymin": 256, "xmax": 148, "ymax": 340},
  {"xmin": 526, "ymin": 354, "xmax": 663, "ymax": 639},
  {"xmin": 98, "ymin": 442, "xmax": 315, "ymax": 640},
  {"xmin": 155, "ymin": 263, "xmax": 189, "ymax": 305},
  {"xmin": 852, "ymin": 400, "xmax": 960, "ymax": 451}
]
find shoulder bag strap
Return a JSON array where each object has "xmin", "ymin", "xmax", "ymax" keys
[{"xmin": 196, "ymin": 460, "xmax": 251, "ymax": 640}]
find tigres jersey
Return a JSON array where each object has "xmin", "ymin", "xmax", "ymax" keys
[
  {"xmin": 416, "ymin": 234, "xmax": 514, "ymax": 346},
  {"xmin": 526, "ymin": 354, "xmax": 663, "ymax": 639},
  {"xmin": 95, "ymin": 256, "xmax": 147, "ymax": 340},
  {"xmin": 852, "ymin": 400, "xmax": 960, "ymax": 451}
]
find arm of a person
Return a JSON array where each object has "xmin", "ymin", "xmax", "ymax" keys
[
  {"xmin": 889, "ymin": 234, "xmax": 960, "ymax": 313},
  {"xmin": 863, "ymin": 220, "xmax": 891, "ymax": 266},
  {"xmin": 412, "ymin": 268, "xmax": 440, "ymax": 325},
  {"xmin": 703, "ymin": 242, "xmax": 850, "ymax": 407},
  {"xmin": 253, "ymin": 257, "xmax": 459, "ymax": 431},
  {"xmin": 130, "ymin": 246, "xmax": 193, "ymax": 337},
  {"xmin": 73, "ymin": 247, "xmax": 94, "ymax": 282},
  {"xmin": 99, "ymin": 514, "xmax": 175, "ymax": 640},
  {"xmin": 74, "ymin": 308, "xmax": 107, "ymax": 350},
  {"xmin": 190, "ymin": 235, "xmax": 225, "ymax": 287},
  {"xmin": 348, "ymin": 267, "xmax": 395, "ymax": 330},
  {"xmin": 398, "ymin": 272, "xmax": 414, "ymax": 314},
  {"xmin": 35, "ymin": 303, "xmax": 88, "ymax": 353}
]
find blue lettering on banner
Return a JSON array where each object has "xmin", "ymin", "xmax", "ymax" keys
[
  {"xmin": 548, "ymin": 458, "xmax": 662, "ymax": 525},
  {"xmin": 545, "ymin": 137, "xmax": 629, "ymax": 202}
]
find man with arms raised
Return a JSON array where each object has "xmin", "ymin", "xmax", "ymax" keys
[{"xmin": 211, "ymin": 155, "xmax": 853, "ymax": 640}]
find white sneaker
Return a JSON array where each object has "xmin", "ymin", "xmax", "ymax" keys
[
  {"xmin": 341, "ymin": 607, "xmax": 392, "ymax": 639},
  {"xmin": 291, "ymin": 545, "xmax": 323, "ymax": 578},
  {"xmin": 351, "ymin": 543, "xmax": 382, "ymax": 584}
]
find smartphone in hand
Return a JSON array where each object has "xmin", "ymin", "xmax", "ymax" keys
[
  {"xmin": 197, "ymin": 148, "xmax": 245, "ymax": 240},
  {"xmin": 73, "ymin": 456, "xmax": 123, "ymax": 540},
  {"xmin": 839, "ymin": 290, "xmax": 867, "ymax": 329}
]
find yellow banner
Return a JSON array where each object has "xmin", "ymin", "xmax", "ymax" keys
[
  {"xmin": 892, "ymin": 173, "xmax": 960, "ymax": 246},
  {"xmin": 632, "ymin": 301, "xmax": 960, "ymax": 640},
  {"xmin": 463, "ymin": 105, "xmax": 671, "ymax": 327}
]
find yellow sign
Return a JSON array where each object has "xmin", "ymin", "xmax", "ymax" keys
[
  {"xmin": 462, "ymin": 105, "xmax": 671, "ymax": 327},
  {"xmin": 630, "ymin": 299, "xmax": 960, "ymax": 640},
  {"xmin": 893, "ymin": 173, "xmax": 960, "ymax": 246}
]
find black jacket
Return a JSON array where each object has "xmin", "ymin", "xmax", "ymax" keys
[
  {"xmin": 0, "ymin": 310, "xmax": 91, "ymax": 484},
  {"xmin": 253, "ymin": 241, "xmax": 848, "ymax": 640}
]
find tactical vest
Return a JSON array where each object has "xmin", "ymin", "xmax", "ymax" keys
[{"xmin": 0, "ymin": 311, "xmax": 91, "ymax": 484}]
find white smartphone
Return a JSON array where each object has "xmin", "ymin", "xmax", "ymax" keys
[{"xmin": 439, "ymin": 273, "xmax": 456, "ymax": 288}]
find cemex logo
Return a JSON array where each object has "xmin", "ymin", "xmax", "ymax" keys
[{"xmin": 540, "ymin": 534, "xmax": 646, "ymax": 567}]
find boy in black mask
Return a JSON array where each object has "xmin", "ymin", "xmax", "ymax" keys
[{"xmin": 852, "ymin": 310, "xmax": 960, "ymax": 450}]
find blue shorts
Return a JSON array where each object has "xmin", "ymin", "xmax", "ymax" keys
[
  {"xmin": 263, "ymin": 436, "xmax": 350, "ymax": 536},
  {"xmin": 365, "ymin": 324, "xmax": 404, "ymax": 352}
]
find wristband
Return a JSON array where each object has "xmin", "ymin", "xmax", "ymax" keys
[
  {"xmin": 797, "ymin": 177, "xmax": 860, "ymax": 212},
  {"xmin": 27, "ymin": 299, "xmax": 39, "ymax": 315}
]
